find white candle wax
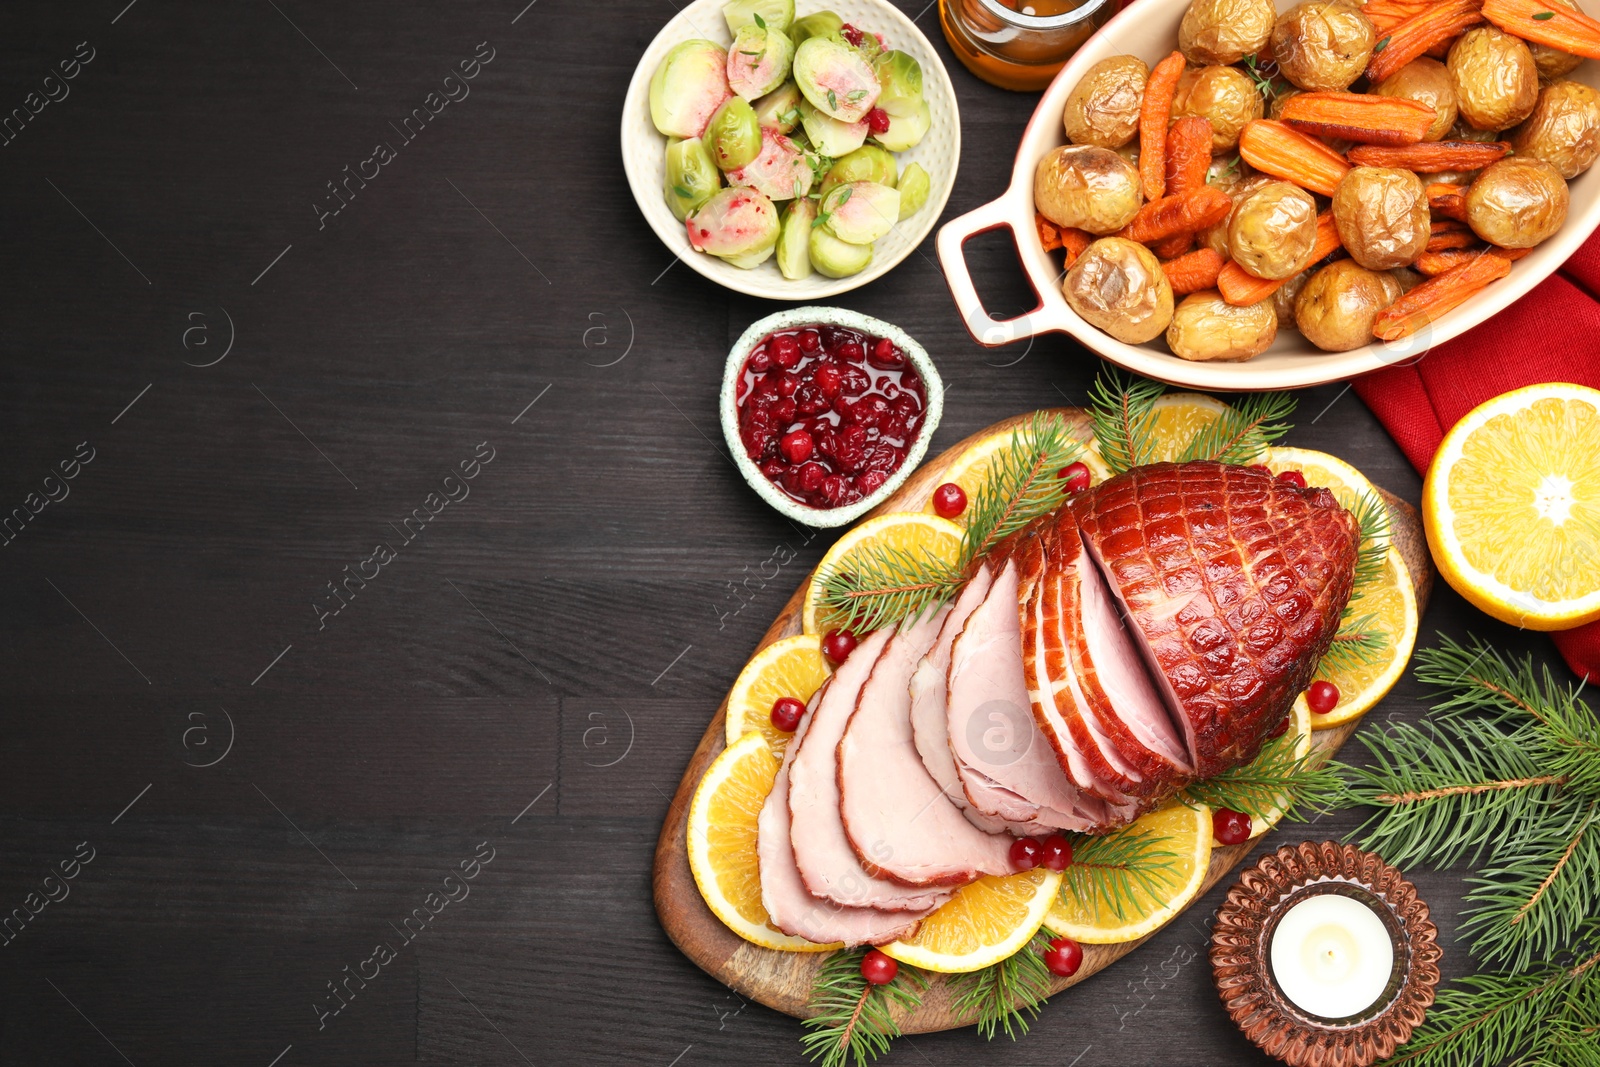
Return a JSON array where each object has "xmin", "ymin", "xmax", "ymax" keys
[{"xmin": 1269, "ymin": 893, "xmax": 1395, "ymax": 1019}]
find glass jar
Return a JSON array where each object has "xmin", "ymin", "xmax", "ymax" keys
[{"xmin": 939, "ymin": 0, "xmax": 1118, "ymax": 91}]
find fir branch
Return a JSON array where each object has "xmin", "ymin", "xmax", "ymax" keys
[
  {"xmin": 1410, "ymin": 634, "xmax": 1558, "ymax": 724},
  {"xmin": 800, "ymin": 949, "xmax": 926, "ymax": 1067},
  {"xmin": 1181, "ymin": 733, "xmax": 1343, "ymax": 823},
  {"xmin": 957, "ymin": 412, "xmax": 1084, "ymax": 570},
  {"xmin": 815, "ymin": 544, "xmax": 963, "ymax": 635},
  {"xmin": 1087, "ymin": 370, "xmax": 1164, "ymax": 474},
  {"xmin": 1176, "ymin": 391, "xmax": 1296, "ymax": 465},
  {"xmin": 1061, "ymin": 826, "xmax": 1180, "ymax": 923},
  {"xmin": 946, "ymin": 929, "xmax": 1054, "ymax": 1041},
  {"xmin": 1347, "ymin": 488, "xmax": 1393, "ymax": 596},
  {"xmin": 1321, "ymin": 613, "xmax": 1387, "ymax": 673}
]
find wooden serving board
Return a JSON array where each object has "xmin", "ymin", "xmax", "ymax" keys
[{"xmin": 652, "ymin": 407, "xmax": 1434, "ymax": 1033}]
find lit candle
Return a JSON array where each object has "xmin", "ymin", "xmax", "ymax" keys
[{"xmin": 1269, "ymin": 893, "xmax": 1396, "ymax": 1020}]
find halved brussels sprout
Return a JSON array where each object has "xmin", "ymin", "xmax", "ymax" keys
[
  {"xmin": 799, "ymin": 98, "xmax": 869, "ymax": 156},
  {"xmin": 728, "ymin": 24, "xmax": 795, "ymax": 101},
  {"xmin": 686, "ymin": 187, "xmax": 781, "ymax": 264},
  {"xmin": 789, "ymin": 10, "xmax": 844, "ymax": 47},
  {"xmin": 777, "ymin": 197, "xmax": 815, "ymax": 279},
  {"xmin": 897, "ymin": 163, "xmax": 930, "ymax": 219},
  {"xmin": 650, "ymin": 40, "xmax": 732, "ymax": 139},
  {"xmin": 752, "ymin": 81, "xmax": 803, "ymax": 132},
  {"xmin": 794, "ymin": 37, "xmax": 880, "ymax": 123},
  {"xmin": 821, "ymin": 181, "xmax": 901, "ymax": 244},
  {"xmin": 727, "ymin": 127, "xmax": 817, "ymax": 200},
  {"xmin": 873, "ymin": 51, "xmax": 924, "ymax": 118},
  {"xmin": 870, "ymin": 99, "xmax": 930, "ymax": 152},
  {"xmin": 810, "ymin": 226, "xmax": 874, "ymax": 277},
  {"xmin": 722, "ymin": 0, "xmax": 794, "ymax": 34},
  {"xmin": 706, "ymin": 97, "xmax": 762, "ymax": 171},
  {"xmin": 663, "ymin": 137, "xmax": 721, "ymax": 221},
  {"xmin": 821, "ymin": 145, "xmax": 897, "ymax": 194}
]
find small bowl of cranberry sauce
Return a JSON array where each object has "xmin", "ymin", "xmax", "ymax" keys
[{"xmin": 721, "ymin": 307, "xmax": 944, "ymax": 528}]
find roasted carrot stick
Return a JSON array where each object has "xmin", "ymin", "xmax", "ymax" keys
[
  {"xmin": 1427, "ymin": 182, "xmax": 1470, "ymax": 221},
  {"xmin": 1216, "ymin": 211, "xmax": 1343, "ymax": 306},
  {"xmin": 1115, "ymin": 187, "xmax": 1235, "ymax": 244},
  {"xmin": 1426, "ymin": 230, "xmax": 1480, "ymax": 251},
  {"xmin": 1415, "ymin": 245, "xmax": 1529, "ymax": 274},
  {"xmin": 1036, "ymin": 212, "xmax": 1063, "ymax": 252},
  {"xmin": 1347, "ymin": 140, "xmax": 1510, "ymax": 171},
  {"xmin": 1483, "ymin": 0, "xmax": 1600, "ymax": 57},
  {"xmin": 1165, "ymin": 117, "xmax": 1215, "ymax": 197},
  {"xmin": 1279, "ymin": 91, "xmax": 1437, "ymax": 145},
  {"xmin": 1140, "ymin": 51, "xmax": 1187, "ymax": 200},
  {"xmin": 1239, "ymin": 120, "xmax": 1352, "ymax": 196},
  {"xmin": 1060, "ymin": 226, "xmax": 1092, "ymax": 268},
  {"xmin": 1161, "ymin": 247, "xmax": 1227, "ymax": 294},
  {"xmin": 1365, "ymin": 0, "xmax": 1486, "ymax": 84},
  {"xmin": 1373, "ymin": 250, "xmax": 1513, "ymax": 339}
]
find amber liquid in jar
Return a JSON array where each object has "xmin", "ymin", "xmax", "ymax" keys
[{"xmin": 939, "ymin": 0, "xmax": 1115, "ymax": 91}]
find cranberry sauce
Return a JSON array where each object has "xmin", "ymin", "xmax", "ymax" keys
[{"xmin": 736, "ymin": 324, "xmax": 926, "ymax": 510}]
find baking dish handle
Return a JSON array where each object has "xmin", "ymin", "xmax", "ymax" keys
[{"xmin": 936, "ymin": 197, "xmax": 1057, "ymax": 348}]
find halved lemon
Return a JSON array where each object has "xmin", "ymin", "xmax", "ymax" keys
[
  {"xmin": 924, "ymin": 424, "xmax": 1111, "ymax": 519},
  {"xmin": 724, "ymin": 634, "xmax": 831, "ymax": 756},
  {"xmin": 1423, "ymin": 383, "xmax": 1600, "ymax": 630},
  {"xmin": 1043, "ymin": 802, "xmax": 1212, "ymax": 944},
  {"xmin": 1209, "ymin": 696, "xmax": 1312, "ymax": 846},
  {"xmin": 802, "ymin": 512, "xmax": 965, "ymax": 635},
  {"xmin": 878, "ymin": 866, "xmax": 1063, "ymax": 973},
  {"xmin": 1305, "ymin": 547, "xmax": 1419, "ymax": 730},
  {"xmin": 686, "ymin": 733, "xmax": 840, "ymax": 952}
]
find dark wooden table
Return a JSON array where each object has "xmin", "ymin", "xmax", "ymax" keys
[{"xmin": 0, "ymin": 1, "xmax": 1565, "ymax": 1063}]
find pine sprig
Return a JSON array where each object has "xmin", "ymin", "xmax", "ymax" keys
[
  {"xmin": 957, "ymin": 411, "xmax": 1084, "ymax": 569},
  {"xmin": 1181, "ymin": 734, "xmax": 1343, "ymax": 822},
  {"xmin": 1347, "ymin": 488, "xmax": 1393, "ymax": 596},
  {"xmin": 1413, "ymin": 633, "xmax": 1576, "ymax": 724},
  {"xmin": 1061, "ymin": 827, "xmax": 1180, "ymax": 923},
  {"xmin": 1176, "ymin": 391, "xmax": 1296, "ymax": 465},
  {"xmin": 815, "ymin": 544, "xmax": 962, "ymax": 635},
  {"xmin": 1321, "ymin": 613, "xmax": 1388, "ymax": 672},
  {"xmin": 946, "ymin": 928, "xmax": 1054, "ymax": 1041},
  {"xmin": 1087, "ymin": 370, "xmax": 1164, "ymax": 474},
  {"xmin": 801, "ymin": 950, "xmax": 926, "ymax": 1067}
]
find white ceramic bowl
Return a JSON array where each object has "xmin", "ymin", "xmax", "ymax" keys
[
  {"xmin": 936, "ymin": 1, "xmax": 1600, "ymax": 390},
  {"xmin": 720, "ymin": 306, "xmax": 945, "ymax": 526},
  {"xmin": 622, "ymin": 0, "xmax": 961, "ymax": 300}
]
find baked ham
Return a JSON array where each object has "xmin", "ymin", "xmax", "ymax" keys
[{"xmin": 838, "ymin": 606, "xmax": 1014, "ymax": 887}]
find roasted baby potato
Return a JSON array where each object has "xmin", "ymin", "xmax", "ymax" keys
[
  {"xmin": 1229, "ymin": 180, "xmax": 1319, "ymax": 280},
  {"xmin": 1513, "ymin": 80, "xmax": 1600, "ymax": 180},
  {"xmin": 1465, "ymin": 156, "xmax": 1570, "ymax": 248},
  {"xmin": 1166, "ymin": 290, "xmax": 1278, "ymax": 360},
  {"xmin": 1179, "ymin": 0, "xmax": 1277, "ymax": 65},
  {"xmin": 1448, "ymin": 27, "xmax": 1539, "ymax": 132},
  {"xmin": 1294, "ymin": 259, "xmax": 1400, "ymax": 351},
  {"xmin": 1172, "ymin": 65, "xmax": 1265, "ymax": 152},
  {"xmin": 1332, "ymin": 167, "xmax": 1430, "ymax": 270},
  {"xmin": 1064, "ymin": 55, "xmax": 1149, "ymax": 149},
  {"xmin": 1272, "ymin": 267, "xmax": 1314, "ymax": 329},
  {"xmin": 1270, "ymin": 0, "xmax": 1376, "ymax": 92},
  {"xmin": 1063, "ymin": 238, "xmax": 1175, "ymax": 343},
  {"xmin": 1373, "ymin": 58, "xmax": 1458, "ymax": 143},
  {"xmin": 1034, "ymin": 145, "xmax": 1145, "ymax": 234}
]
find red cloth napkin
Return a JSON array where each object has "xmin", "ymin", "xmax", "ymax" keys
[{"xmin": 1352, "ymin": 229, "xmax": 1600, "ymax": 682}]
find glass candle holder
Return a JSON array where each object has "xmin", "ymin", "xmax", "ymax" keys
[{"xmin": 938, "ymin": 0, "xmax": 1117, "ymax": 91}]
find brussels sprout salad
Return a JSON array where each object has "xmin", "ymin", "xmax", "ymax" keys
[{"xmin": 649, "ymin": 0, "xmax": 933, "ymax": 281}]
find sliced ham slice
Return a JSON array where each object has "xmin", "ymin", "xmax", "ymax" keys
[
  {"xmin": 758, "ymin": 686, "xmax": 928, "ymax": 946},
  {"xmin": 789, "ymin": 627, "xmax": 953, "ymax": 912},
  {"xmin": 946, "ymin": 559, "xmax": 1101, "ymax": 831},
  {"xmin": 839, "ymin": 606, "xmax": 1014, "ymax": 887}
]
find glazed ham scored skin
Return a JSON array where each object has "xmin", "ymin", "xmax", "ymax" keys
[{"xmin": 754, "ymin": 460, "xmax": 1358, "ymax": 945}]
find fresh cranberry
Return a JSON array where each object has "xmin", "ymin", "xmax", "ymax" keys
[
  {"xmin": 1009, "ymin": 837, "xmax": 1042, "ymax": 871},
  {"xmin": 823, "ymin": 629, "xmax": 857, "ymax": 663},
  {"xmin": 770, "ymin": 697, "xmax": 805, "ymax": 732},
  {"xmin": 1043, "ymin": 937, "xmax": 1083, "ymax": 978},
  {"xmin": 840, "ymin": 22, "xmax": 865, "ymax": 47},
  {"xmin": 1040, "ymin": 834, "xmax": 1073, "ymax": 871},
  {"xmin": 837, "ymin": 340, "xmax": 865, "ymax": 363},
  {"xmin": 813, "ymin": 364, "xmax": 843, "ymax": 399},
  {"xmin": 1059, "ymin": 461, "xmax": 1091, "ymax": 494},
  {"xmin": 798, "ymin": 328, "xmax": 822, "ymax": 352},
  {"xmin": 866, "ymin": 107, "xmax": 891, "ymax": 134},
  {"xmin": 1267, "ymin": 714, "xmax": 1291, "ymax": 739},
  {"xmin": 932, "ymin": 482, "xmax": 968, "ymax": 518},
  {"xmin": 868, "ymin": 337, "xmax": 905, "ymax": 368},
  {"xmin": 780, "ymin": 430, "xmax": 814, "ymax": 464},
  {"xmin": 798, "ymin": 462, "xmax": 826, "ymax": 492},
  {"xmin": 1307, "ymin": 680, "xmax": 1340, "ymax": 714},
  {"xmin": 1213, "ymin": 808, "xmax": 1253, "ymax": 845},
  {"xmin": 860, "ymin": 949, "xmax": 897, "ymax": 985},
  {"xmin": 1277, "ymin": 469, "xmax": 1307, "ymax": 488},
  {"xmin": 770, "ymin": 334, "xmax": 799, "ymax": 366}
]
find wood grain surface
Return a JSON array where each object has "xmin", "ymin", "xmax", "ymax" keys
[
  {"xmin": 0, "ymin": 1, "xmax": 1565, "ymax": 1063},
  {"xmin": 653, "ymin": 408, "xmax": 1434, "ymax": 1031}
]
